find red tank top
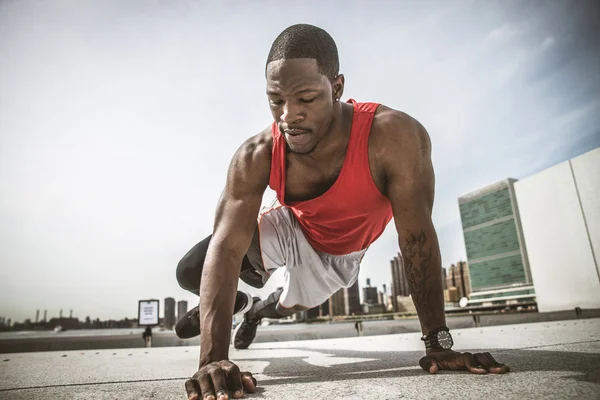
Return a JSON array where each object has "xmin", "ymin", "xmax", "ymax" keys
[{"xmin": 269, "ymin": 98, "xmax": 393, "ymax": 255}]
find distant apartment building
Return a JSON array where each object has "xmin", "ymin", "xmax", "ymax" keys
[
  {"xmin": 444, "ymin": 287, "xmax": 460, "ymax": 303},
  {"xmin": 362, "ymin": 278, "xmax": 379, "ymax": 305},
  {"xmin": 177, "ymin": 300, "xmax": 188, "ymax": 321},
  {"xmin": 301, "ymin": 279, "xmax": 362, "ymax": 319},
  {"xmin": 381, "ymin": 284, "xmax": 391, "ymax": 309},
  {"xmin": 445, "ymin": 261, "xmax": 472, "ymax": 300},
  {"xmin": 345, "ymin": 280, "xmax": 362, "ymax": 315},
  {"xmin": 360, "ymin": 278, "xmax": 384, "ymax": 314},
  {"xmin": 328, "ymin": 280, "xmax": 362, "ymax": 316},
  {"xmin": 458, "ymin": 178, "xmax": 535, "ymax": 305},
  {"xmin": 306, "ymin": 298, "xmax": 330, "ymax": 319},
  {"xmin": 390, "ymin": 253, "xmax": 410, "ymax": 311},
  {"xmin": 328, "ymin": 288, "xmax": 346, "ymax": 316},
  {"xmin": 164, "ymin": 297, "xmax": 176, "ymax": 329},
  {"xmin": 441, "ymin": 268, "xmax": 447, "ymax": 290}
]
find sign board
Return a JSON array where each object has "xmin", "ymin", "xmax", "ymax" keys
[{"xmin": 138, "ymin": 300, "xmax": 160, "ymax": 326}]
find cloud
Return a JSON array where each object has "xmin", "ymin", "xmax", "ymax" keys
[
  {"xmin": 486, "ymin": 24, "xmax": 522, "ymax": 43},
  {"xmin": 541, "ymin": 36, "xmax": 555, "ymax": 50}
]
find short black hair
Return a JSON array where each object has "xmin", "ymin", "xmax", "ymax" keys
[{"xmin": 266, "ymin": 24, "xmax": 339, "ymax": 81}]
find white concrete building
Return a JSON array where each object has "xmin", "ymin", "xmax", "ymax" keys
[{"xmin": 514, "ymin": 147, "xmax": 600, "ymax": 312}]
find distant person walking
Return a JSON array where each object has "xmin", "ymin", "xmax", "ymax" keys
[
  {"xmin": 354, "ymin": 320, "xmax": 363, "ymax": 336},
  {"xmin": 142, "ymin": 326, "xmax": 152, "ymax": 348}
]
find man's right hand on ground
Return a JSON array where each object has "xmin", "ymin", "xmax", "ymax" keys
[{"xmin": 184, "ymin": 360, "xmax": 257, "ymax": 400}]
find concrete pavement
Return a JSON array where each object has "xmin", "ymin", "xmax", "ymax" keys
[{"xmin": 1, "ymin": 318, "xmax": 599, "ymax": 399}]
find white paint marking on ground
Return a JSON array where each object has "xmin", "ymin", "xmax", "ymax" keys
[{"xmin": 302, "ymin": 354, "xmax": 378, "ymax": 368}]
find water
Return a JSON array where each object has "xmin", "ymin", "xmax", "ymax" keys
[
  {"xmin": 0, "ymin": 328, "xmax": 152, "ymax": 339},
  {"xmin": 0, "ymin": 320, "xmax": 392, "ymax": 340}
]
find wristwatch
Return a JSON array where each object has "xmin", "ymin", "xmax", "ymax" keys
[{"xmin": 421, "ymin": 326, "xmax": 454, "ymax": 350}]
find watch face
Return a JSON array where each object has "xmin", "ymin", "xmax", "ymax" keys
[{"xmin": 437, "ymin": 331, "xmax": 453, "ymax": 349}]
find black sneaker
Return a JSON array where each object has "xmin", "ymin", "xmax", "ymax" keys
[
  {"xmin": 239, "ymin": 267, "xmax": 265, "ymax": 289},
  {"xmin": 232, "ymin": 296, "xmax": 262, "ymax": 349},
  {"xmin": 174, "ymin": 291, "xmax": 254, "ymax": 339}
]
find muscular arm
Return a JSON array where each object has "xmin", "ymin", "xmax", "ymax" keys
[
  {"xmin": 198, "ymin": 130, "xmax": 271, "ymax": 367},
  {"xmin": 378, "ymin": 112, "xmax": 446, "ymax": 336}
]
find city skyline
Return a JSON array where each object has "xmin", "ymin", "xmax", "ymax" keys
[
  {"xmin": 0, "ymin": 255, "xmax": 502, "ymax": 325},
  {"xmin": 1, "ymin": 1, "xmax": 599, "ymax": 321}
]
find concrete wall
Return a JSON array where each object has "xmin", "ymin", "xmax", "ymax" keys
[
  {"xmin": 514, "ymin": 148, "xmax": 600, "ymax": 312},
  {"xmin": 571, "ymin": 147, "xmax": 600, "ymax": 273}
]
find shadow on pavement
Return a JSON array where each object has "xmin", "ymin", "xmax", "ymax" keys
[{"xmin": 238, "ymin": 346, "xmax": 600, "ymax": 387}]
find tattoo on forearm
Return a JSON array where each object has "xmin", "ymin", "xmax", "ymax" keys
[{"xmin": 402, "ymin": 230, "xmax": 435, "ymax": 326}]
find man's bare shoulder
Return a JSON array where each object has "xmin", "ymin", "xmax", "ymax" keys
[
  {"xmin": 226, "ymin": 125, "xmax": 273, "ymax": 193},
  {"xmin": 371, "ymin": 104, "xmax": 431, "ymax": 159},
  {"xmin": 368, "ymin": 104, "xmax": 434, "ymax": 193},
  {"xmin": 234, "ymin": 125, "xmax": 273, "ymax": 167}
]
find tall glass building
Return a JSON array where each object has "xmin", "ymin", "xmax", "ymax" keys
[
  {"xmin": 458, "ymin": 179, "xmax": 535, "ymax": 304},
  {"xmin": 164, "ymin": 297, "xmax": 176, "ymax": 329}
]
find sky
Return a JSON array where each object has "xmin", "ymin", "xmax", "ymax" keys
[{"xmin": 1, "ymin": 0, "xmax": 599, "ymax": 323}]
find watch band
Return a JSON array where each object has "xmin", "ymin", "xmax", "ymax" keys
[{"xmin": 421, "ymin": 326, "xmax": 452, "ymax": 350}]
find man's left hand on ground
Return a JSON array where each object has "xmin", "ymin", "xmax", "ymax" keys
[{"xmin": 419, "ymin": 349, "xmax": 510, "ymax": 375}]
